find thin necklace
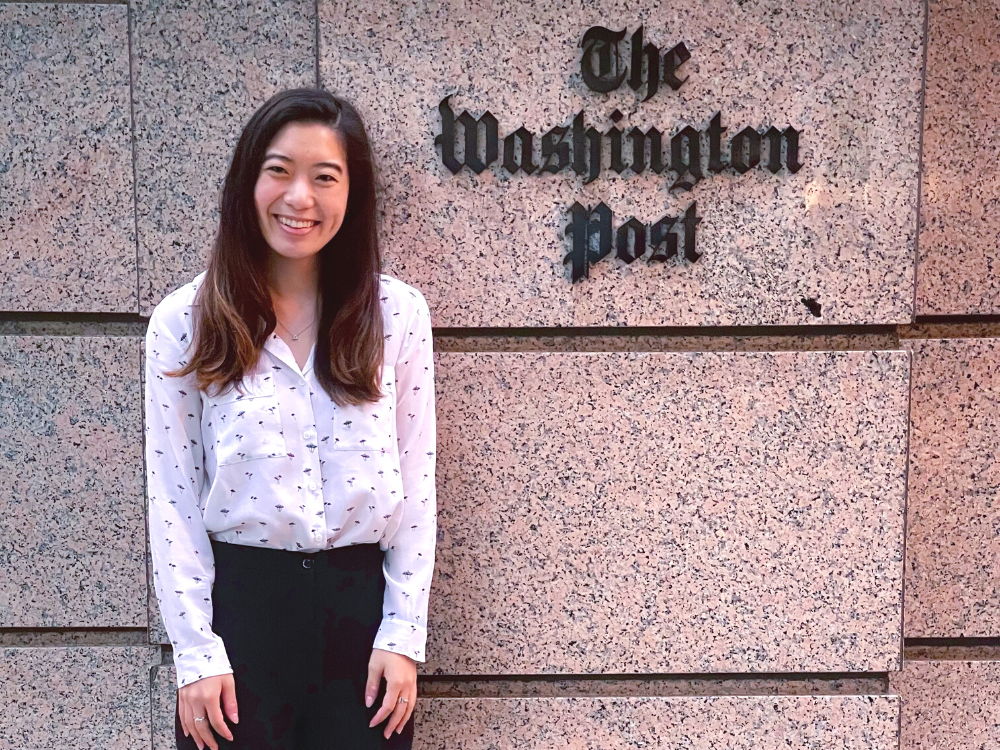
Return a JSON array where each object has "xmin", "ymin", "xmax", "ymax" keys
[{"xmin": 276, "ymin": 316, "xmax": 316, "ymax": 340}]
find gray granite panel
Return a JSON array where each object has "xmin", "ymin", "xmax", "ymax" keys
[
  {"xmin": 1, "ymin": 646, "xmax": 158, "ymax": 750},
  {"xmin": 891, "ymin": 660, "xmax": 1000, "ymax": 750},
  {"xmin": 132, "ymin": 0, "xmax": 317, "ymax": 316},
  {"xmin": 0, "ymin": 4, "xmax": 136, "ymax": 313},
  {"xmin": 319, "ymin": 0, "xmax": 923, "ymax": 326},
  {"xmin": 426, "ymin": 350, "xmax": 908, "ymax": 674},
  {"xmin": 0, "ymin": 336, "xmax": 146, "ymax": 627}
]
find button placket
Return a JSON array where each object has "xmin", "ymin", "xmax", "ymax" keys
[{"xmin": 301, "ymin": 378, "xmax": 325, "ymax": 547}]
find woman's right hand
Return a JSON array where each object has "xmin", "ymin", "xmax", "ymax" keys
[{"xmin": 178, "ymin": 674, "xmax": 239, "ymax": 750}]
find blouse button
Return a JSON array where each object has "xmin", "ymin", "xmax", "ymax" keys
[{"xmin": 303, "ymin": 428, "xmax": 316, "ymax": 440}]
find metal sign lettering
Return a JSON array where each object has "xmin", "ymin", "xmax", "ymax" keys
[{"xmin": 433, "ymin": 26, "xmax": 805, "ymax": 282}]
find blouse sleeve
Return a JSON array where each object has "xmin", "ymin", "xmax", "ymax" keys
[
  {"xmin": 374, "ymin": 290, "xmax": 438, "ymax": 662},
  {"xmin": 145, "ymin": 302, "xmax": 233, "ymax": 689}
]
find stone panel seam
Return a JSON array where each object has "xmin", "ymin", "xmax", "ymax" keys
[
  {"xmin": 905, "ymin": 637, "xmax": 1000, "ymax": 647},
  {"xmin": 417, "ymin": 671, "xmax": 892, "ymax": 682},
  {"xmin": 433, "ymin": 325, "xmax": 898, "ymax": 338},
  {"xmin": 0, "ymin": 629, "xmax": 150, "ymax": 646},
  {"xmin": 912, "ymin": 314, "xmax": 1000, "ymax": 324},
  {"xmin": 415, "ymin": 674, "xmax": 892, "ymax": 698}
]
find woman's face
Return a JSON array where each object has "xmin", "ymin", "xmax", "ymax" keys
[{"xmin": 255, "ymin": 121, "xmax": 350, "ymax": 261}]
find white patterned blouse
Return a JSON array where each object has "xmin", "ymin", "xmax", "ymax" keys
[{"xmin": 144, "ymin": 270, "xmax": 437, "ymax": 690}]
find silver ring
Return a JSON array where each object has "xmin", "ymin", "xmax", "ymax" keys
[
  {"xmin": 194, "ymin": 717, "xmax": 206, "ymax": 722},
  {"xmin": 397, "ymin": 697, "xmax": 408, "ymax": 704}
]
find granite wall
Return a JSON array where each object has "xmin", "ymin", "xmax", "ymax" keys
[{"xmin": 1, "ymin": 0, "xmax": 998, "ymax": 747}]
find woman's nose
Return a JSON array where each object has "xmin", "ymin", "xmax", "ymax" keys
[{"xmin": 284, "ymin": 177, "xmax": 315, "ymax": 208}]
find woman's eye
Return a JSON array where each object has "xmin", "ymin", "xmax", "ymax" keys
[
  {"xmin": 266, "ymin": 165, "xmax": 286, "ymax": 174},
  {"xmin": 318, "ymin": 174, "xmax": 336, "ymax": 182}
]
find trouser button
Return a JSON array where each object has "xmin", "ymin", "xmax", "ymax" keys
[{"xmin": 302, "ymin": 558, "xmax": 314, "ymax": 569}]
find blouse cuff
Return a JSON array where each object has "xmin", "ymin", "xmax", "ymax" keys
[
  {"xmin": 373, "ymin": 619, "xmax": 428, "ymax": 663},
  {"xmin": 173, "ymin": 641, "xmax": 234, "ymax": 690}
]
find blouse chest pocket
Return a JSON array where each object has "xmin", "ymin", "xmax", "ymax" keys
[
  {"xmin": 333, "ymin": 365, "xmax": 395, "ymax": 452},
  {"xmin": 205, "ymin": 372, "xmax": 287, "ymax": 466}
]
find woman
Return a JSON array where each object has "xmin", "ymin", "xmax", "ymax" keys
[{"xmin": 144, "ymin": 87, "xmax": 436, "ymax": 750}]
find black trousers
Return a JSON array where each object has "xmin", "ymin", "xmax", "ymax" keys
[{"xmin": 175, "ymin": 538, "xmax": 414, "ymax": 750}]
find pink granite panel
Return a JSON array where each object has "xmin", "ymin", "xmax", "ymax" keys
[
  {"xmin": 150, "ymin": 666, "xmax": 897, "ymax": 749},
  {"xmin": 903, "ymin": 338, "xmax": 1000, "ymax": 636},
  {"xmin": 0, "ymin": 646, "xmax": 158, "ymax": 750},
  {"xmin": 433, "ymin": 333, "xmax": 897, "ymax": 352},
  {"xmin": 151, "ymin": 666, "xmax": 174, "ymax": 750},
  {"xmin": 426, "ymin": 350, "xmax": 908, "ymax": 674},
  {"xmin": 418, "ymin": 676, "xmax": 887, "ymax": 698},
  {"xmin": 319, "ymin": 0, "xmax": 923, "ymax": 326},
  {"xmin": 916, "ymin": 0, "xmax": 1000, "ymax": 315},
  {"xmin": 411, "ymin": 696, "xmax": 899, "ymax": 749},
  {"xmin": 132, "ymin": 0, "xmax": 316, "ymax": 316},
  {"xmin": 0, "ymin": 4, "xmax": 136, "ymax": 313},
  {"xmin": 0, "ymin": 336, "xmax": 146, "ymax": 627},
  {"xmin": 891, "ymin": 661, "xmax": 1000, "ymax": 750}
]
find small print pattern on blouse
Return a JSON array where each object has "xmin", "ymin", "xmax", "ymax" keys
[{"xmin": 144, "ymin": 271, "xmax": 437, "ymax": 690}]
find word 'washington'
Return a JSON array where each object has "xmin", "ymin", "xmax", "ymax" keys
[{"xmin": 436, "ymin": 98, "xmax": 803, "ymax": 191}]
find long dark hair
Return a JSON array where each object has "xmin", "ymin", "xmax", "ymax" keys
[{"xmin": 166, "ymin": 87, "xmax": 385, "ymax": 406}]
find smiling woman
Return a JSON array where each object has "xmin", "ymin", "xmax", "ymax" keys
[
  {"xmin": 144, "ymin": 87, "xmax": 435, "ymax": 750},
  {"xmin": 257, "ymin": 122, "xmax": 349, "ymax": 252}
]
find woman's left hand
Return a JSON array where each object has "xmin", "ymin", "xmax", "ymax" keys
[{"xmin": 365, "ymin": 648, "xmax": 417, "ymax": 738}]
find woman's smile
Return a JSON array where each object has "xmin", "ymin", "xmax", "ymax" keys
[{"xmin": 274, "ymin": 213, "xmax": 320, "ymax": 235}]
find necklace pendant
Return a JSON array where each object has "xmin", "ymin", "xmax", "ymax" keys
[{"xmin": 292, "ymin": 334, "xmax": 299, "ymax": 340}]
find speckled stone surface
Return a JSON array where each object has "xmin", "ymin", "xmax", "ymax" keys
[
  {"xmin": 916, "ymin": 0, "xmax": 1000, "ymax": 315},
  {"xmin": 409, "ymin": 696, "xmax": 899, "ymax": 749},
  {"xmin": 0, "ymin": 4, "xmax": 136, "ymax": 313},
  {"xmin": 151, "ymin": 665, "xmax": 175, "ymax": 750},
  {"xmin": 151, "ymin": 666, "xmax": 898, "ymax": 749},
  {"xmin": 905, "ymin": 645, "xmax": 1000, "ymax": 661},
  {"xmin": 0, "ymin": 337, "xmax": 146, "ymax": 627},
  {"xmin": 133, "ymin": 0, "xmax": 316, "ymax": 316},
  {"xmin": 426, "ymin": 350, "xmax": 908, "ymax": 674},
  {"xmin": 433, "ymin": 333, "xmax": 898, "ymax": 352},
  {"xmin": 0, "ymin": 631, "xmax": 151, "ymax": 647},
  {"xmin": 891, "ymin": 660, "xmax": 1000, "ymax": 750},
  {"xmin": 418, "ymin": 676, "xmax": 887, "ymax": 698},
  {"xmin": 319, "ymin": 0, "xmax": 923, "ymax": 326},
  {"xmin": 0, "ymin": 646, "xmax": 158, "ymax": 749},
  {"xmin": 903, "ymin": 338, "xmax": 1000, "ymax": 637},
  {"xmin": 900, "ymin": 323, "xmax": 1000, "ymax": 340}
]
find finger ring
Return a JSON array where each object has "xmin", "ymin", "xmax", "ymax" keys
[
  {"xmin": 397, "ymin": 697, "xmax": 408, "ymax": 704},
  {"xmin": 194, "ymin": 717, "xmax": 206, "ymax": 722}
]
